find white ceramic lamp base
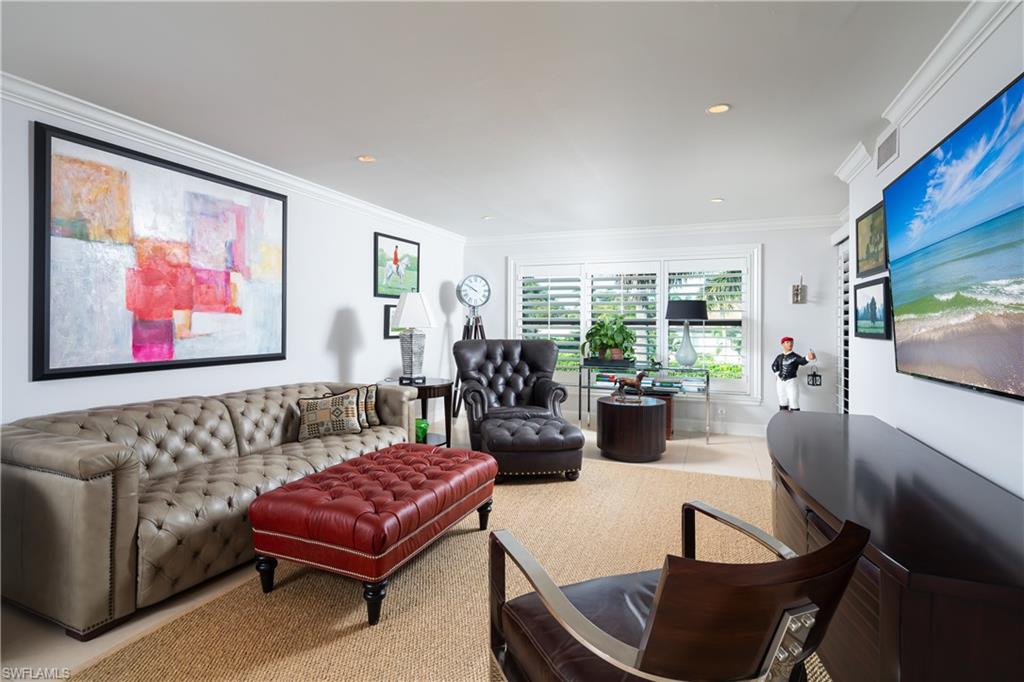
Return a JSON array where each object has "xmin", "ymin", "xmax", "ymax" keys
[{"xmin": 675, "ymin": 321, "xmax": 698, "ymax": 367}]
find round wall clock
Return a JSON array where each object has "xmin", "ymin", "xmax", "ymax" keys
[{"xmin": 457, "ymin": 274, "xmax": 491, "ymax": 308}]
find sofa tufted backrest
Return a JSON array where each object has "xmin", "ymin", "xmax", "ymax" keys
[
  {"xmin": 12, "ymin": 398, "xmax": 238, "ymax": 482},
  {"xmin": 218, "ymin": 383, "xmax": 336, "ymax": 455},
  {"xmin": 452, "ymin": 339, "xmax": 558, "ymax": 407}
]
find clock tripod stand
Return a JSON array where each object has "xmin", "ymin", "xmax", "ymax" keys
[{"xmin": 452, "ymin": 308, "xmax": 485, "ymax": 418}]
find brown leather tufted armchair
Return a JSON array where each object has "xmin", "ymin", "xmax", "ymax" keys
[
  {"xmin": 454, "ymin": 340, "xmax": 583, "ymax": 480},
  {"xmin": 453, "ymin": 339, "xmax": 568, "ymax": 449}
]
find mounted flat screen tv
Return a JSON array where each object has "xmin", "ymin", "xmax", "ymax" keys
[{"xmin": 883, "ymin": 73, "xmax": 1024, "ymax": 401}]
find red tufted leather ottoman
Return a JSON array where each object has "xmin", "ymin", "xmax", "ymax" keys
[{"xmin": 249, "ymin": 443, "xmax": 497, "ymax": 624}]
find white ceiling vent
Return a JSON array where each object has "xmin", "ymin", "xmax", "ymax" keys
[{"xmin": 876, "ymin": 125, "xmax": 899, "ymax": 174}]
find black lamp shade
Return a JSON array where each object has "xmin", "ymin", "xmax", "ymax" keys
[{"xmin": 665, "ymin": 300, "xmax": 708, "ymax": 321}]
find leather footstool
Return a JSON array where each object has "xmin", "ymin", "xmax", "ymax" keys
[
  {"xmin": 480, "ymin": 417, "xmax": 584, "ymax": 481},
  {"xmin": 249, "ymin": 443, "xmax": 497, "ymax": 625}
]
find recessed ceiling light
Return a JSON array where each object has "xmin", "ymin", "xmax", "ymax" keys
[
  {"xmin": 710, "ymin": 197, "xmax": 725, "ymax": 203},
  {"xmin": 481, "ymin": 215, "xmax": 494, "ymax": 221},
  {"xmin": 356, "ymin": 154, "xmax": 376, "ymax": 163},
  {"xmin": 706, "ymin": 103, "xmax": 731, "ymax": 114}
]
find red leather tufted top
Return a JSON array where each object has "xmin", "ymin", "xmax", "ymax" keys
[{"xmin": 249, "ymin": 444, "xmax": 497, "ymax": 557}]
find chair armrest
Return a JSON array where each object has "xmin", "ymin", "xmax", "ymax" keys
[
  {"xmin": 1, "ymin": 425, "xmax": 141, "ymax": 636},
  {"xmin": 490, "ymin": 530, "xmax": 697, "ymax": 682},
  {"xmin": 533, "ymin": 378, "xmax": 567, "ymax": 417},
  {"xmin": 460, "ymin": 380, "xmax": 490, "ymax": 425},
  {"xmin": 682, "ymin": 500, "xmax": 797, "ymax": 560}
]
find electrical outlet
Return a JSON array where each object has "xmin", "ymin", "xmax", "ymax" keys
[{"xmin": 716, "ymin": 408, "xmax": 726, "ymax": 417}]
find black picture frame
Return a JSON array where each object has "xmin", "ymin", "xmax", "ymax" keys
[
  {"xmin": 855, "ymin": 201, "xmax": 888, "ymax": 277},
  {"xmin": 383, "ymin": 304, "xmax": 400, "ymax": 339},
  {"xmin": 853, "ymin": 277, "xmax": 891, "ymax": 340},
  {"xmin": 33, "ymin": 122, "xmax": 287, "ymax": 381},
  {"xmin": 883, "ymin": 71, "xmax": 1024, "ymax": 402},
  {"xmin": 373, "ymin": 231, "xmax": 420, "ymax": 299}
]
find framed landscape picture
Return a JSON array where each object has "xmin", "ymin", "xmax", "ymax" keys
[
  {"xmin": 854, "ymin": 277, "xmax": 891, "ymax": 339},
  {"xmin": 856, "ymin": 201, "xmax": 888, "ymax": 277},
  {"xmin": 383, "ymin": 304, "xmax": 401, "ymax": 339},
  {"xmin": 374, "ymin": 231, "xmax": 419, "ymax": 298},
  {"xmin": 33, "ymin": 123, "xmax": 286, "ymax": 380}
]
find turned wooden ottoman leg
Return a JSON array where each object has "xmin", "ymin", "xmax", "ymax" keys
[
  {"xmin": 255, "ymin": 555, "xmax": 278, "ymax": 593},
  {"xmin": 478, "ymin": 500, "xmax": 493, "ymax": 530},
  {"xmin": 363, "ymin": 580, "xmax": 388, "ymax": 625}
]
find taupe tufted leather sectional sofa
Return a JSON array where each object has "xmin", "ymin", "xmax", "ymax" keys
[{"xmin": 0, "ymin": 381, "xmax": 417, "ymax": 639}]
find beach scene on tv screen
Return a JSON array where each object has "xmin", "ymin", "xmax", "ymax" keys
[{"xmin": 884, "ymin": 75, "xmax": 1024, "ymax": 398}]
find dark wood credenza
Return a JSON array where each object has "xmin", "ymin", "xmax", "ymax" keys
[{"xmin": 767, "ymin": 412, "xmax": 1024, "ymax": 682}]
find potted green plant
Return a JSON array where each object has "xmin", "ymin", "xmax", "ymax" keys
[{"xmin": 581, "ymin": 315, "xmax": 636, "ymax": 361}]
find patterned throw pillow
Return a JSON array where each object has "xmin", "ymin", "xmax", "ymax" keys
[
  {"xmin": 365, "ymin": 384, "xmax": 381, "ymax": 426},
  {"xmin": 355, "ymin": 386, "xmax": 369, "ymax": 429},
  {"xmin": 297, "ymin": 390, "xmax": 361, "ymax": 441}
]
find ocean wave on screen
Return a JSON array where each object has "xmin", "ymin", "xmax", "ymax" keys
[{"xmin": 895, "ymin": 278, "xmax": 1024, "ymax": 318}]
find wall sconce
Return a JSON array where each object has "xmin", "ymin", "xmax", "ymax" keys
[{"xmin": 791, "ymin": 274, "xmax": 807, "ymax": 304}]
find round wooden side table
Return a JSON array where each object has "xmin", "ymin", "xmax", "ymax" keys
[
  {"xmin": 379, "ymin": 377, "xmax": 453, "ymax": 447},
  {"xmin": 596, "ymin": 396, "xmax": 666, "ymax": 463}
]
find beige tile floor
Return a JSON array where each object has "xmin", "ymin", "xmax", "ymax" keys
[{"xmin": 0, "ymin": 415, "xmax": 770, "ymax": 675}]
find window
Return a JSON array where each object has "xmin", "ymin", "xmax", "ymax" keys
[
  {"xmin": 509, "ymin": 246, "xmax": 761, "ymax": 401},
  {"xmin": 513, "ymin": 264, "xmax": 582, "ymax": 371},
  {"xmin": 667, "ymin": 258, "xmax": 749, "ymax": 391},
  {"xmin": 587, "ymin": 264, "xmax": 659, "ymax": 366}
]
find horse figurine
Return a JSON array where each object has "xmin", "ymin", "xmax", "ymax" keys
[
  {"xmin": 614, "ymin": 370, "xmax": 647, "ymax": 403},
  {"xmin": 384, "ymin": 255, "xmax": 411, "ymax": 286}
]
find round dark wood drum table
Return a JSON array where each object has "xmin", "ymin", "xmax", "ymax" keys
[{"xmin": 596, "ymin": 396, "xmax": 666, "ymax": 463}]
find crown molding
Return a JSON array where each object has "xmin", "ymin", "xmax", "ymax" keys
[
  {"xmin": 837, "ymin": 205, "xmax": 850, "ymax": 226},
  {"xmin": 467, "ymin": 213, "xmax": 842, "ymax": 246},
  {"xmin": 830, "ymin": 206, "xmax": 850, "ymax": 246},
  {"xmin": 834, "ymin": 142, "xmax": 872, "ymax": 185},
  {"xmin": 882, "ymin": 1, "xmax": 1020, "ymax": 128},
  {"xmin": 0, "ymin": 73, "xmax": 466, "ymax": 244}
]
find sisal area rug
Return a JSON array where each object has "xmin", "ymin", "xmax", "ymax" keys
[{"xmin": 75, "ymin": 458, "xmax": 829, "ymax": 681}]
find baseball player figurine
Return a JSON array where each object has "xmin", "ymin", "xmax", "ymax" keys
[{"xmin": 772, "ymin": 336, "xmax": 816, "ymax": 411}]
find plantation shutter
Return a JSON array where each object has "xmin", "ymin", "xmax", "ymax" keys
[
  {"xmin": 666, "ymin": 258, "xmax": 748, "ymax": 389},
  {"xmin": 836, "ymin": 239, "xmax": 850, "ymax": 413},
  {"xmin": 586, "ymin": 263, "xmax": 660, "ymax": 365},
  {"xmin": 513, "ymin": 263, "xmax": 583, "ymax": 372}
]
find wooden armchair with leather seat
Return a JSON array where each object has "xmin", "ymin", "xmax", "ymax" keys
[{"xmin": 489, "ymin": 501, "xmax": 870, "ymax": 682}]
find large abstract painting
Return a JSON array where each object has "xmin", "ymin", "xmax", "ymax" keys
[{"xmin": 34, "ymin": 123, "xmax": 286, "ymax": 380}]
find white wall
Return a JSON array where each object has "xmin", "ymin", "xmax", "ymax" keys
[
  {"xmin": 843, "ymin": 4, "xmax": 1024, "ymax": 496},
  {"xmin": 1, "ymin": 84, "xmax": 465, "ymax": 422},
  {"xmin": 464, "ymin": 222, "xmax": 838, "ymax": 435}
]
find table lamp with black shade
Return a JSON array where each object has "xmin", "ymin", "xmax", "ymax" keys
[
  {"xmin": 394, "ymin": 291, "xmax": 436, "ymax": 385},
  {"xmin": 665, "ymin": 300, "xmax": 708, "ymax": 367}
]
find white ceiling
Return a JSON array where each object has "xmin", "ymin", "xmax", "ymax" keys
[{"xmin": 1, "ymin": 2, "xmax": 965, "ymax": 237}]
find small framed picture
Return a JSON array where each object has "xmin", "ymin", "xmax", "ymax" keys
[
  {"xmin": 374, "ymin": 232, "xmax": 420, "ymax": 298},
  {"xmin": 383, "ymin": 304, "xmax": 401, "ymax": 339},
  {"xmin": 854, "ymin": 277, "xmax": 891, "ymax": 339},
  {"xmin": 855, "ymin": 201, "xmax": 888, "ymax": 277}
]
